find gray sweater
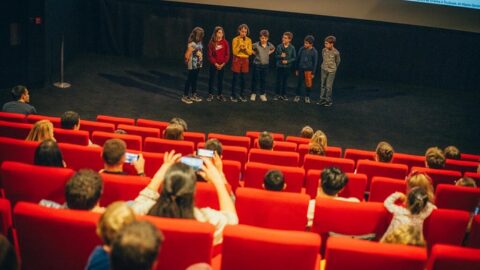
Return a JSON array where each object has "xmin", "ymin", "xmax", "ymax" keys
[
  {"xmin": 252, "ymin": 42, "xmax": 275, "ymax": 65},
  {"xmin": 321, "ymin": 47, "xmax": 341, "ymax": 72}
]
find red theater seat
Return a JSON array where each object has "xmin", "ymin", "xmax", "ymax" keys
[
  {"xmin": 461, "ymin": 153, "xmax": 480, "ymax": 162},
  {"xmin": 0, "ymin": 137, "xmax": 38, "ymax": 165},
  {"xmin": 248, "ymin": 148, "xmax": 299, "ymax": 167},
  {"xmin": 246, "ymin": 131, "xmax": 284, "ymax": 141},
  {"xmin": 0, "ymin": 198, "xmax": 13, "ymax": 236},
  {"xmin": 434, "ymin": 184, "xmax": 480, "ymax": 212},
  {"xmin": 235, "ymin": 187, "xmax": 310, "ymax": 230},
  {"xmin": 117, "ymin": 124, "xmax": 160, "ymax": 139},
  {"xmin": 325, "ymin": 237, "xmax": 427, "ymax": 270},
  {"xmin": 445, "ymin": 159, "xmax": 479, "ymax": 174},
  {"xmin": 344, "ymin": 148, "xmax": 375, "ymax": 165},
  {"xmin": 368, "ymin": 177, "xmax": 407, "ymax": 202},
  {"xmin": 298, "ymin": 144, "xmax": 343, "ymax": 165},
  {"xmin": 356, "ymin": 160, "xmax": 408, "ymax": 190},
  {"xmin": 143, "ymin": 151, "xmax": 164, "ymax": 178},
  {"xmin": 100, "ymin": 173, "xmax": 150, "ymax": 206},
  {"xmin": 424, "ymin": 209, "xmax": 470, "ymax": 250},
  {"xmin": 195, "ymin": 182, "xmax": 220, "ymax": 210},
  {"xmin": 207, "ymin": 133, "xmax": 250, "ymax": 149},
  {"xmin": 136, "ymin": 118, "xmax": 169, "ymax": 134},
  {"xmin": 92, "ymin": 131, "xmax": 142, "ymax": 150},
  {"xmin": 79, "ymin": 119, "xmax": 115, "ymax": 135},
  {"xmin": 58, "ymin": 143, "xmax": 104, "ymax": 171},
  {"xmin": 468, "ymin": 215, "xmax": 480, "ymax": 248},
  {"xmin": 96, "ymin": 115, "xmax": 135, "ymax": 128},
  {"xmin": 26, "ymin": 114, "xmax": 61, "ymax": 127},
  {"xmin": 198, "ymin": 142, "xmax": 248, "ymax": 169},
  {"xmin": 54, "ymin": 128, "xmax": 90, "ymax": 146},
  {"xmin": 0, "ymin": 112, "xmax": 26, "ymax": 123},
  {"xmin": 305, "ymin": 171, "xmax": 367, "ymax": 201},
  {"xmin": 285, "ymin": 135, "xmax": 310, "ymax": 145},
  {"xmin": 464, "ymin": 172, "xmax": 480, "ymax": 186},
  {"xmin": 222, "ymin": 160, "xmax": 241, "ymax": 191},
  {"xmin": 303, "ymin": 154, "xmax": 355, "ymax": 173},
  {"xmin": 0, "ymin": 120, "xmax": 32, "ymax": 139},
  {"xmin": 427, "ymin": 244, "xmax": 480, "ymax": 270},
  {"xmin": 220, "ymin": 224, "xmax": 321, "ymax": 270},
  {"xmin": 411, "ymin": 167, "xmax": 462, "ymax": 188},
  {"xmin": 243, "ymin": 162, "xmax": 305, "ymax": 193},
  {"xmin": 144, "ymin": 137, "xmax": 194, "ymax": 156},
  {"xmin": 392, "ymin": 153, "xmax": 425, "ymax": 171},
  {"xmin": 253, "ymin": 139, "xmax": 297, "ymax": 152},
  {"xmin": 183, "ymin": 131, "xmax": 206, "ymax": 147}
]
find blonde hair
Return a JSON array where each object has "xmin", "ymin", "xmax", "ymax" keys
[
  {"xmin": 382, "ymin": 224, "xmax": 425, "ymax": 247},
  {"xmin": 25, "ymin": 120, "xmax": 55, "ymax": 142},
  {"xmin": 310, "ymin": 130, "xmax": 327, "ymax": 149},
  {"xmin": 96, "ymin": 201, "xmax": 136, "ymax": 246},
  {"xmin": 406, "ymin": 172, "xmax": 435, "ymax": 203}
]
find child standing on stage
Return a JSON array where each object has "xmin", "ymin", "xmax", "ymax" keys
[
  {"xmin": 250, "ymin": 29, "xmax": 275, "ymax": 102},
  {"xmin": 207, "ymin": 26, "xmax": 230, "ymax": 102},
  {"xmin": 183, "ymin": 27, "xmax": 205, "ymax": 104},
  {"xmin": 231, "ymin": 24, "xmax": 253, "ymax": 102},
  {"xmin": 318, "ymin": 35, "xmax": 341, "ymax": 107},
  {"xmin": 274, "ymin": 32, "xmax": 296, "ymax": 101},
  {"xmin": 294, "ymin": 35, "xmax": 318, "ymax": 104}
]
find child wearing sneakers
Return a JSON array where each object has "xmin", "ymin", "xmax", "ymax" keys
[
  {"xmin": 250, "ymin": 29, "xmax": 275, "ymax": 102},
  {"xmin": 294, "ymin": 35, "xmax": 318, "ymax": 104},
  {"xmin": 207, "ymin": 26, "xmax": 230, "ymax": 102},
  {"xmin": 274, "ymin": 32, "xmax": 296, "ymax": 101},
  {"xmin": 183, "ymin": 27, "xmax": 205, "ymax": 104},
  {"xmin": 231, "ymin": 24, "xmax": 253, "ymax": 102},
  {"xmin": 318, "ymin": 35, "xmax": 340, "ymax": 107}
]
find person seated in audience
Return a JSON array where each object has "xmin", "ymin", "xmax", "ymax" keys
[
  {"xmin": 85, "ymin": 202, "xmax": 136, "ymax": 270},
  {"xmin": 186, "ymin": 263, "xmax": 212, "ymax": 270},
  {"xmin": 100, "ymin": 139, "xmax": 145, "ymax": 176},
  {"xmin": 310, "ymin": 130, "xmax": 327, "ymax": 149},
  {"xmin": 307, "ymin": 167, "xmax": 359, "ymax": 226},
  {"xmin": 25, "ymin": 120, "xmax": 55, "ymax": 142},
  {"xmin": 425, "ymin": 146, "xmax": 445, "ymax": 169},
  {"xmin": 130, "ymin": 151, "xmax": 238, "ymax": 245},
  {"xmin": 455, "ymin": 177, "xmax": 477, "ymax": 188},
  {"xmin": 110, "ymin": 221, "xmax": 164, "ymax": 270},
  {"xmin": 263, "ymin": 169, "xmax": 286, "ymax": 191},
  {"xmin": 406, "ymin": 171, "xmax": 435, "ymax": 203},
  {"xmin": 381, "ymin": 224, "xmax": 425, "ymax": 247},
  {"xmin": 380, "ymin": 187, "xmax": 436, "ymax": 242},
  {"xmin": 60, "ymin": 110, "xmax": 98, "ymax": 146},
  {"xmin": 300, "ymin": 125, "xmax": 314, "ymax": 138},
  {"xmin": 170, "ymin": 117, "xmax": 188, "ymax": 131},
  {"xmin": 34, "ymin": 139, "xmax": 66, "ymax": 167},
  {"xmin": 163, "ymin": 124, "xmax": 184, "ymax": 140},
  {"xmin": 2, "ymin": 85, "xmax": 37, "ymax": 115},
  {"xmin": 114, "ymin": 129, "xmax": 127, "ymax": 134},
  {"xmin": 0, "ymin": 234, "xmax": 18, "ymax": 270},
  {"xmin": 444, "ymin": 145, "xmax": 461, "ymax": 160},
  {"xmin": 204, "ymin": 138, "xmax": 223, "ymax": 157},
  {"xmin": 375, "ymin": 141, "xmax": 394, "ymax": 163},
  {"xmin": 308, "ymin": 142, "xmax": 325, "ymax": 156},
  {"xmin": 258, "ymin": 131, "xmax": 274, "ymax": 150},
  {"xmin": 40, "ymin": 169, "xmax": 105, "ymax": 213}
]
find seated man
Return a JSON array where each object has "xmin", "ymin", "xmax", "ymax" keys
[
  {"xmin": 2, "ymin": 85, "xmax": 36, "ymax": 115},
  {"xmin": 425, "ymin": 147, "xmax": 445, "ymax": 169},
  {"xmin": 263, "ymin": 170, "xmax": 286, "ymax": 191},
  {"xmin": 40, "ymin": 169, "xmax": 105, "ymax": 213},
  {"xmin": 375, "ymin": 141, "xmax": 394, "ymax": 163},
  {"xmin": 307, "ymin": 167, "xmax": 359, "ymax": 226},
  {"xmin": 163, "ymin": 124, "xmax": 184, "ymax": 140},
  {"xmin": 60, "ymin": 110, "xmax": 97, "ymax": 146},
  {"xmin": 258, "ymin": 131, "xmax": 274, "ymax": 150},
  {"xmin": 100, "ymin": 139, "xmax": 145, "ymax": 176},
  {"xmin": 170, "ymin": 117, "xmax": 188, "ymax": 132},
  {"xmin": 444, "ymin": 145, "xmax": 461, "ymax": 160}
]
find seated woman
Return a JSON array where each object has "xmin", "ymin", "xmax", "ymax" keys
[
  {"xmin": 34, "ymin": 139, "xmax": 66, "ymax": 167},
  {"xmin": 26, "ymin": 119, "xmax": 55, "ymax": 142}
]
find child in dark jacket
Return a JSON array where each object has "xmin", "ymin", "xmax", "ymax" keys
[
  {"xmin": 274, "ymin": 32, "xmax": 296, "ymax": 101},
  {"xmin": 207, "ymin": 26, "xmax": 230, "ymax": 102},
  {"xmin": 294, "ymin": 35, "xmax": 318, "ymax": 104}
]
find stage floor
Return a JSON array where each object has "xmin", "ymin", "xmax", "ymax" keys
[{"xmin": 1, "ymin": 53, "xmax": 479, "ymax": 155}]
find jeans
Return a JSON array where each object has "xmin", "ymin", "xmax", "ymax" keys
[
  {"xmin": 231, "ymin": 72, "xmax": 246, "ymax": 97},
  {"xmin": 251, "ymin": 64, "xmax": 268, "ymax": 95},
  {"xmin": 184, "ymin": 69, "xmax": 200, "ymax": 96},
  {"xmin": 275, "ymin": 67, "xmax": 290, "ymax": 96},
  {"xmin": 208, "ymin": 64, "xmax": 225, "ymax": 95},
  {"xmin": 320, "ymin": 69, "xmax": 336, "ymax": 102}
]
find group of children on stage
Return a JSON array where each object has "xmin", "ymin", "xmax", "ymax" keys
[{"xmin": 183, "ymin": 24, "xmax": 340, "ymax": 106}]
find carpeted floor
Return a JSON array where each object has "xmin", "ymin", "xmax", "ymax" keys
[{"xmin": 1, "ymin": 53, "xmax": 479, "ymax": 155}]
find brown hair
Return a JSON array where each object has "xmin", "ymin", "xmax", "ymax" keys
[
  {"xmin": 406, "ymin": 171, "xmax": 435, "ymax": 203},
  {"xmin": 164, "ymin": 124, "xmax": 184, "ymax": 140},
  {"xmin": 300, "ymin": 125, "xmax": 314, "ymax": 138},
  {"xmin": 237, "ymin": 24, "xmax": 249, "ymax": 35},
  {"xmin": 381, "ymin": 224, "xmax": 426, "ymax": 247},
  {"xmin": 375, "ymin": 141, "xmax": 394, "ymax": 163},
  {"xmin": 325, "ymin": 35, "xmax": 336, "ymax": 44},
  {"xmin": 97, "ymin": 201, "xmax": 136, "ymax": 246},
  {"xmin": 258, "ymin": 131, "xmax": 274, "ymax": 150},
  {"xmin": 210, "ymin": 26, "xmax": 225, "ymax": 44},
  {"xmin": 188, "ymin": 27, "xmax": 204, "ymax": 43},
  {"xmin": 310, "ymin": 130, "xmax": 327, "ymax": 149},
  {"xmin": 102, "ymin": 139, "xmax": 126, "ymax": 166},
  {"xmin": 25, "ymin": 120, "xmax": 55, "ymax": 142},
  {"xmin": 425, "ymin": 147, "xmax": 445, "ymax": 169},
  {"xmin": 259, "ymin": 29, "xmax": 269, "ymax": 38},
  {"xmin": 406, "ymin": 187, "xmax": 429, "ymax": 215},
  {"xmin": 283, "ymin": 32, "xmax": 293, "ymax": 40},
  {"xmin": 456, "ymin": 177, "xmax": 477, "ymax": 188},
  {"xmin": 444, "ymin": 146, "xmax": 461, "ymax": 160}
]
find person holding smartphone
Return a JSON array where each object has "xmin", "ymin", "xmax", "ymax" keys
[{"xmin": 100, "ymin": 139, "xmax": 145, "ymax": 176}]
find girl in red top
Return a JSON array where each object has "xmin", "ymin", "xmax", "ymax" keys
[{"xmin": 207, "ymin": 26, "xmax": 230, "ymax": 102}]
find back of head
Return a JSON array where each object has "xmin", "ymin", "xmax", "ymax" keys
[
  {"xmin": 425, "ymin": 147, "xmax": 445, "ymax": 169},
  {"xmin": 456, "ymin": 177, "xmax": 477, "ymax": 188},
  {"xmin": 102, "ymin": 139, "xmax": 126, "ymax": 166},
  {"xmin": 443, "ymin": 146, "xmax": 461, "ymax": 160},
  {"xmin": 111, "ymin": 221, "xmax": 164, "ymax": 270},
  {"xmin": 204, "ymin": 138, "xmax": 223, "ymax": 156},
  {"xmin": 406, "ymin": 171, "xmax": 434, "ymax": 203},
  {"xmin": 60, "ymin": 111, "xmax": 80, "ymax": 129},
  {"xmin": 34, "ymin": 139, "xmax": 64, "ymax": 167},
  {"xmin": 308, "ymin": 143, "xmax": 325, "ymax": 156},
  {"xmin": 263, "ymin": 170, "xmax": 285, "ymax": 191},
  {"xmin": 310, "ymin": 130, "xmax": 327, "ymax": 149},
  {"xmin": 65, "ymin": 169, "xmax": 103, "ymax": 210},
  {"xmin": 381, "ymin": 224, "xmax": 425, "ymax": 247},
  {"xmin": 11, "ymin": 85, "xmax": 27, "ymax": 101},
  {"xmin": 97, "ymin": 201, "xmax": 136, "ymax": 246},
  {"xmin": 148, "ymin": 163, "xmax": 196, "ymax": 219},
  {"xmin": 375, "ymin": 141, "xmax": 394, "ymax": 163},
  {"xmin": 26, "ymin": 120, "xmax": 54, "ymax": 142},
  {"xmin": 300, "ymin": 125, "xmax": 314, "ymax": 138},
  {"xmin": 258, "ymin": 131, "xmax": 273, "ymax": 150},
  {"xmin": 164, "ymin": 124, "xmax": 184, "ymax": 140},
  {"xmin": 0, "ymin": 234, "xmax": 18, "ymax": 270},
  {"xmin": 169, "ymin": 117, "xmax": 188, "ymax": 132},
  {"xmin": 320, "ymin": 167, "xmax": 348, "ymax": 196},
  {"xmin": 406, "ymin": 187, "xmax": 429, "ymax": 215}
]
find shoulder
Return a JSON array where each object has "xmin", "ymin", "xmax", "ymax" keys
[
  {"xmin": 188, "ymin": 42, "xmax": 195, "ymax": 48},
  {"xmin": 86, "ymin": 246, "xmax": 110, "ymax": 270}
]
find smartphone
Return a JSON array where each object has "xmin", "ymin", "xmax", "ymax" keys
[
  {"xmin": 180, "ymin": 156, "xmax": 203, "ymax": 171},
  {"xmin": 125, "ymin": 152, "xmax": 139, "ymax": 164},
  {"xmin": 197, "ymin": 148, "xmax": 214, "ymax": 158}
]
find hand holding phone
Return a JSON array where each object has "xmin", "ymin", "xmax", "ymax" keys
[
  {"xmin": 197, "ymin": 149, "xmax": 214, "ymax": 158},
  {"xmin": 180, "ymin": 157, "xmax": 203, "ymax": 171},
  {"xmin": 125, "ymin": 152, "xmax": 139, "ymax": 164}
]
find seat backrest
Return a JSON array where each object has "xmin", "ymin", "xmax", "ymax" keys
[
  {"xmin": 243, "ymin": 162, "xmax": 305, "ymax": 193},
  {"xmin": 143, "ymin": 151, "xmax": 165, "ymax": 178},
  {"xmin": 0, "ymin": 120, "xmax": 32, "ymax": 139},
  {"xmin": 467, "ymin": 215, "xmax": 480, "ymax": 248},
  {"xmin": 140, "ymin": 215, "xmax": 215, "ymax": 270},
  {"xmin": 344, "ymin": 148, "xmax": 376, "ymax": 165},
  {"xmin": 54, "ymin": 128, "xmax": 90, "ymax": 146},
  {"xmin": 0, "ymin": 137, "xmax": 38, "ymax": 165},
  {"xmin": 100, "ymin": 173, "xmax": 151, "ymax": 206},
  {"xmin": 248, "ymin": 148, "xmax": 299, "ymax": 167},
  {"xmin": 356, "ymin": 160, "xmax": 408, "ymax": 190},
  {"xmin": 117, "ymin": 124, "xmax": 160, "ymax": 139},
  {"xmin": 392, "ymin": 153, "xmax": 425, "ymax": 171},
  {"xmin": 221, "ymin": 224, "xmax": 321, "ymax": 270},
  {"xmin": 198, "ymin": 142, "xmax": 248, "ymax": 169},
  {"xmin": 427, "ymin": 244, "xmax": 480, "ymax": 270},
  {"xmin": 0, "ymin": 112, "xmax": 26, "ymax": 123},
  {"xmin": 236, "ymin": 187, "xmax": 310, "ymax": 230},
  {"xmin": 144, "ymin": 137, "xmax": 194, "ymax": 156},
  {"xmin": 58, "ymin": 143, "xmax": 104, "ymax": 171},
  {"xmin": 0, "ymin": 198, "xmax": 12, "ymax": 236},
  {"xmin": 297, "ymin": 144, "xmax": 342, "ymax": 165},
  {"xmin": 92, "ymin": 131, "xmax": 142, "ymax": 151},
  {"xmin": 79, "ymin": 119, "xmax": 115, "ymax": 135},
  {"xmin": 305, "ymin": 170, "xmax": 366, "ymax": 201},
  {"xmin": 183, "ymin": 131, "xmax": 206, "ymax": 148},
  {"xmin": 464, "ymin": 172, "xmax": 480, "ymax": 186},
  {"xmin": 254, "ymin": 140, "xmax": 297, "ymax": 152},
  {"xmin": 325, "ymin": 237, "xmax": 427, "ymax": 270},
  {"xmin": 246, "ymin": 131, "xmax": 285, "ymax": 142},
  {"xmin": 26, "ymin": 114, "xmax": 62, "ymax": 127},
  {"xmin": 423, "ymin": 209, "xmax": 470, "ymax": 250},
  {"xmin": 368, "ymin": 177, "xmax": 407, "ymax": 202},
  {"xmin": 285, "ymin": 135, "xmax": 310, "ymax": 145},
  {"xmin": 222, "ymin": 160, "xmax": 241, "ymax": 192},
  {"xmin": 434, "ymin": 184, "xmax": 480, "ymax": 212},
  {"xmin": 136, "ymin": 118, "xmax": 169, "ymax": 134},
  {"xmin": 96, "ymin": 114, "xmax": 135, "ymax": 128},
  {"xmin": 1, "ymin": 161, "xmax": 75, "ymax": 206},
  {"xmin": 303, "ymin": 154, "xmax": 355, "ymax": 173},
  {"xmin": 461, "ymin": 153, "xmax": 480, "ymax": 162},
  {"xmin": 411, "ymin": 167, "xmax": 462, "ymax": 188},
  {"xmin": 195, "ymin": 182, "xmax": 220, "ymax": 210},
  {"xmin": 207, "ymin": 133, "xmax": 251, "ymax": 149},
  {"xmin": 13, "ymin": 202, "xmax": 101, "ymax": 270},
  {"xmin": 445, "ymin": 159, "xmax": 479, "ymax": 174}
]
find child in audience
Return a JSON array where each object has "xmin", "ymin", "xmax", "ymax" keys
[
  {"xmin": 263, "ymin": 170, "xmax": 285, "ymax": 191},
  {"xmin": 170, "ymin": 117, "xmax": 188, "ymax": 131},
  {"xmin": 425, "ymin": 147, "xmax": 446, "ymax": 169},
  {"xmin": 444, "ymin": 145, "xmax": 461, "ymax": 160},
  {"xmin": 163, "ymin": 124, "xmax": 184, "ymax": 140},
  {"xmin": 231, "ymin": 24, "xmax": 253, "ymax": 102},
  {"xmin": 258, "ymin": 131, "xmax": 274, "ymax": 150},
  {"xmin": 380, "ymin": 187, "xmax": 436, "ymax": 242},
  {"xmin": 183, "ymin": 27, "xmax": 205, "ymax": 104},
  {"xmin": 207, "ymin": 26, "xmax": 229, "ymax": 102},
  {"xmin": 294, "ymin": 35, "xmax": 318, "ymax": 104},
  {"xmin": 300, "ymin": 125, "xmax": 314, "ymax": 138},
  {"xmin": 381, "ymin": 224, "xmax": 426, "ymax": 247},
  {"xmin": 34, "ymin": 139, "xmax": 66, "ymax": 167},
  {"xmin": 375, "ymin": 141, "xmax": 394, "ymax": 163},
  {"xmin": 310, "ymin": 130, "xmax": 328, "ymax": 150},
  {"xmin": 406, "ymin": 171, "xmax": 435, "ymax": 203},
  {"xmin": 274, "ymin": 32, "xmax": 296, "ymax": 101},
  {"xmin": 308, "ymin": 143, "xmax": 325, "ymax": 156},
  {"xmin": 251, "ymin": 29, "xmax": 275, "ymax": 102},
  {"xmin": 318, "ymin": 35, "xmax": 340, "ymax": 107},
  {"xmin": 25, "ymin": 120, "xmax": 55, "ymax": 142},
  {"xmin": 456, "ymin": 177, "xmax": 477, "ymax": 188}
]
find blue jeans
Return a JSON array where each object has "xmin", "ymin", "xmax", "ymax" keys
[{"xmin": 251, "ymin": 64, "xmax": 268, "ymax": 95}]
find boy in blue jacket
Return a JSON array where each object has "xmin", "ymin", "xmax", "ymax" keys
[{"xmin": 294, "ymin": 35, "xmax": 318, "ymax": 103}]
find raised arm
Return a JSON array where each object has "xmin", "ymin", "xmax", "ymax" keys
[{"xmin": 384, "ymin": 192, "xmax": 406, "ymax": 214}]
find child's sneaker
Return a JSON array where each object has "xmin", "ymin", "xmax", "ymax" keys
[
  {"xmin": 191, "ymin": 94, "xmax": 203, "ymax": 102},
  {"xmin": 324, "ymin": 101, "xmax": 333, "ymax": 107},
  {"xmin": 260, "ymin": 94, "xmax": 267, "ymax": 102},
  {"xmin": 217, "ymin": 95, "xmax": 227, "ymax": 102},
  {"xmin": 281, "ymin": 95, "xmax": 289, "ymax": 101},
  {"xmin": 230, "ymin": 96, "xmax": 238, "ymax": 102},
  {"xmin": 250, "ymin": 93, "xmax": 256, "ymax": 101},
  {"xmin": 273, "ymin": 95, "xmax": 279, "ymax": 101},
  {"xmin": 206, "ymin": 94, "xmax": 214, "ymax": 102},
  {"xmin": 181, "ymin": 96, "xmax": 193, "ymax": 104},
  {"xmin": 293, "ymin": 96, "xmax": 300, "ymax": 102},
  {"xmin": 317, "ymin": 99, "xmax": 327, "ymax": 105},
  {"xmin": 305, "ymin": 97, "xmax": 311, "ymax": 104},
  {"xmin": 239, "ymin": 95, "xmax": 248, "ymax": 102}
]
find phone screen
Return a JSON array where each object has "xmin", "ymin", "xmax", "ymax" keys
[
  {"xmin": 125, "ymin": 153, "xmax": 139, "ymax": 164},
  {"xmin": 180, "ymin": 157, "xmax": 203, "ymax": 171},
  {"xmin": 197, "ymin": 148, "xmax": 214, "ymax": 158}
]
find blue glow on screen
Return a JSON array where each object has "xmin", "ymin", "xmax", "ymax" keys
[{"xmin": 406, "ymin": 0, "xmax": 480, "ymax": 9}]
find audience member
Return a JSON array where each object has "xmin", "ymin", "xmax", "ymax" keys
[
  {"xmin": 310, "ymin": 130, "xmax": 327, "ymax": 149},
  {"xmin": 406, "ymin": 171, "xmax": 435, "ymax": 203},
  {"xmin": 170, "ymin": 117, "xmax": 188, "ymax": 131},
  {"xmin": 381, "ymin": 224, "xmax": 426, "ymax": 247},
  {"xmin": 0, "ymin": 234, "xmax": 18, "ymax": 270},
  {"xmin": 34, "ymin": 139, "xmax": 65, "ymax": 167},
  {"xmin": 308, "ymin": 142, "xmax": 325, "ymax": 156},
  {"xmin": 444, "ymin": 145, "xmax": 461, "ymax": 160},
  {"xmin": 456, "ymin": 177, "xmax": 477, "ymax": 188},
  {"xmin": 204, "ymin": 138, "xmax": 223, "ymax": 157},
  {"xmin": 263, "ymin": 169, "xmax": 286, "ymax": 191},
  {"xmin": 425, "ymin": 147, "xmax": 445, "ymax": 169},
  {"xmin": 375, "ymin": 141, "xmax": 394, "ymax": 163},
  {"xmin": 2, "ymin": 85, "xmax": 36, "ymax": 115},
  {"xmin": 163, "ymin": 124, "xmax": 184, "ymax": 140},
  {"xmin": 100, "ymin": 139, "xmax": 145, "ymax": 176},
  {"xmin": 60, "ymin": 111, "xmax": 80, "ymax": 130},
  {"xmin": 258, "ymin": 131, "xmax": 274, "ymax": 150},
  {"xmin": 300, "ymin": 125, "xmax": 314, "ymax": 138},
  {"xmin": 25, "ymin": 120, "xmax": 55, "ymax": 142}
]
